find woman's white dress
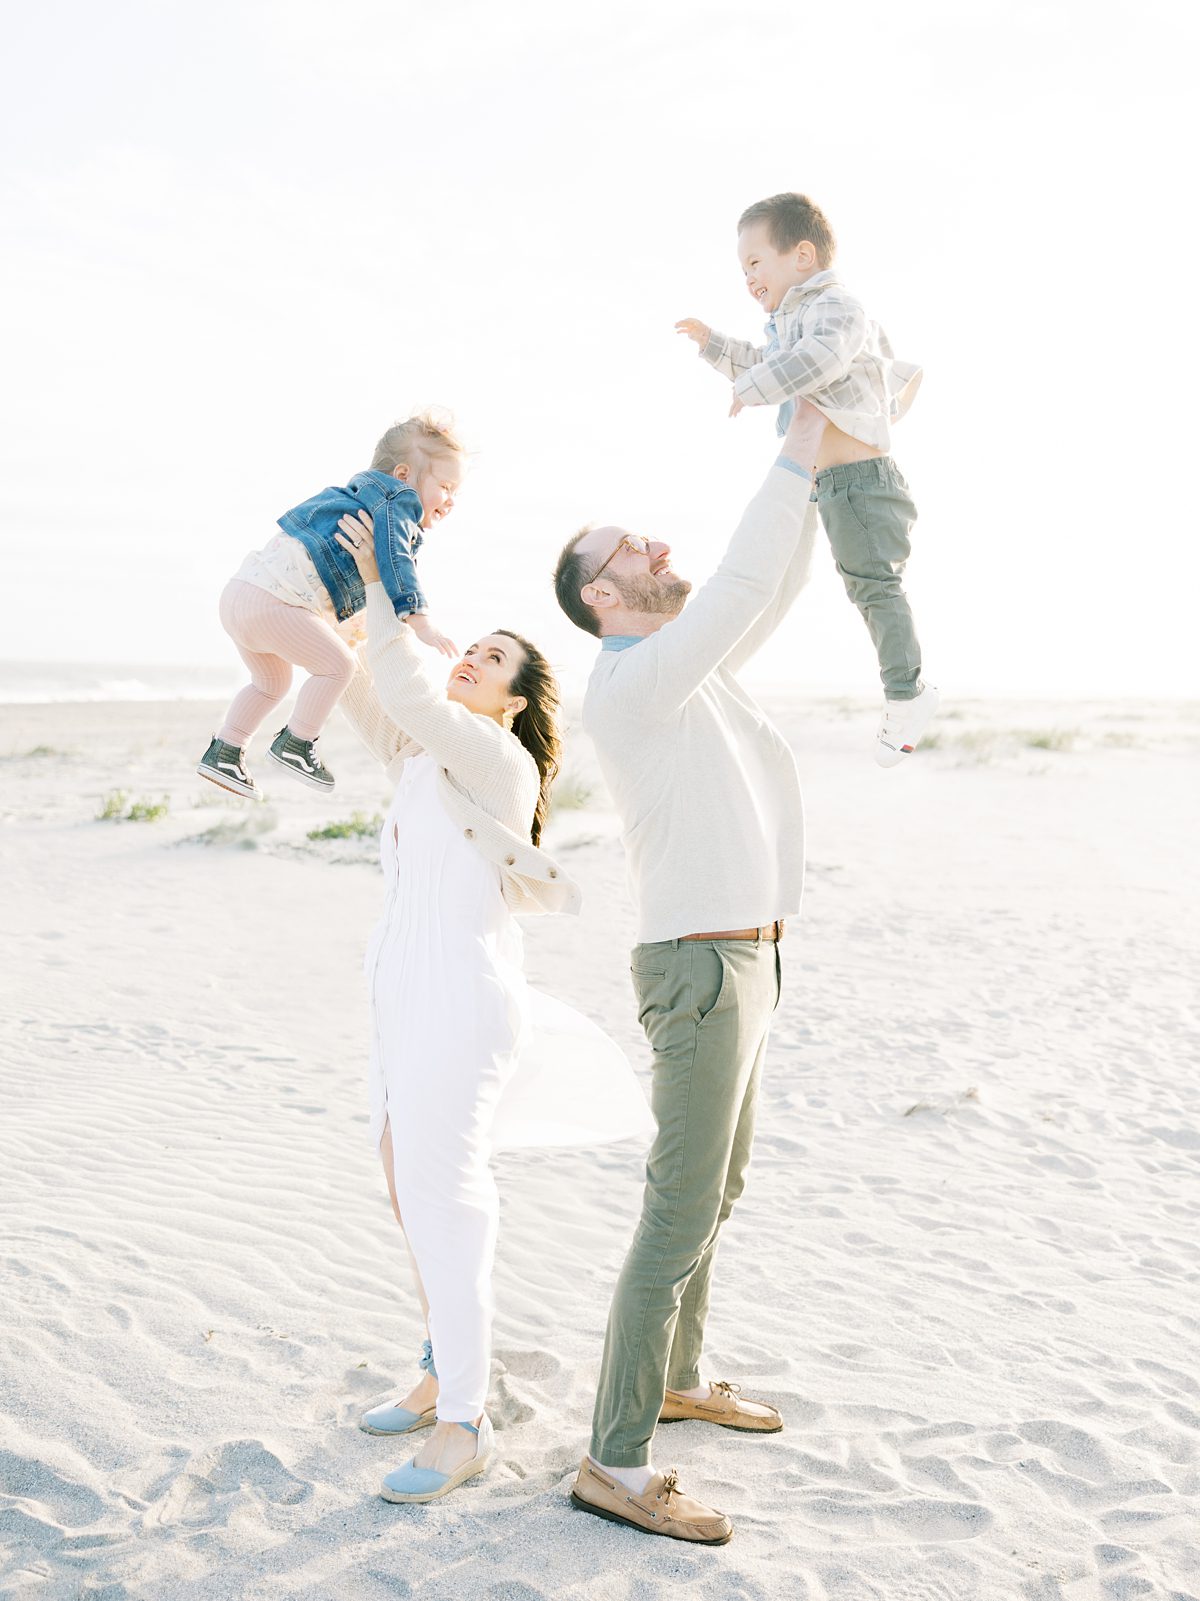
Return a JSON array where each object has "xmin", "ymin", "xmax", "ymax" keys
[{"xmin": 363, "ymin": 752, "xmax": 651, "ymax": 1420}]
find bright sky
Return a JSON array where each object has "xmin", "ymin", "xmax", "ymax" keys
[{"xmin": 1, "ymin": 0, "xmax": 1195, "ymax": 697}]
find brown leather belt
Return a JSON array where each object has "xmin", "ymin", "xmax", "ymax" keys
[{"xmin": 680, "ymin": 920, "xmax": 786, "ymax": 943}]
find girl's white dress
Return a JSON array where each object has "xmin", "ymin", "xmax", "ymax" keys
[{"xmin": 364, "ymin": 752, "xmax": 652, "ymax": 1420}]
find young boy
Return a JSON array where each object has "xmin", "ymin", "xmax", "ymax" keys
[
  {"xmin": 676, "ymin": 192, "xmax": 938, "ymax": 766},
  {"xmin": 198, "ymin": 412, "xmax": 464, "ymax": 799}
]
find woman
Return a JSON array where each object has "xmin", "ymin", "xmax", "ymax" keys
[{"xmin": 333, "ymin": 513, "xmax": 652, "ymax": 1505}]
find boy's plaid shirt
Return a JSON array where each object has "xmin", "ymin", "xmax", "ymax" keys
[{"xmin": 700, "ymin": 269, "xmax": 922, "ymax": 450}]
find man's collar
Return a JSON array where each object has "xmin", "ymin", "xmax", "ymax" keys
[{"xmin": 600, "ymin": 635, "xmax": 644, "ymax": 652}]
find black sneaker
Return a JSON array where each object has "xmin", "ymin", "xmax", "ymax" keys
[
  {"xmin": 197, "ymin": 736, "xmax": 258, "ymax": 799},
  {"xmin": 266, "ymin": 726, "xmax": 335, "ymax": 791}
]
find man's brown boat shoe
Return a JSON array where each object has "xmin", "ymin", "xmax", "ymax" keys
[
  {"xmin": 659, "ymin": 1380, "xmax": 783, "ymax": 1433},
  {"xmin": 570, "ymin": 1457, "xmax": 733, "ymax": 1544}
]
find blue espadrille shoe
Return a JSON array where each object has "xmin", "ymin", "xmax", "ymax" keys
[
  {"xmin": 360, "ymin": 1339, "xmax": 438, "ymax": 1436},
  {"xmin": 380, "ymin": 1415, "xmax": 494, "ymax": 1504}
]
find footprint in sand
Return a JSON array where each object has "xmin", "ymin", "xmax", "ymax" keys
[
  {"xmin": 151, "ymin": 1440, "xmax": 311, "ymax": 1530},
  {"xmin": 0, "ymin": 1451, "xmax": 108, "ymax": 1529},
  {"xmin": 493, "ymin": 1346, "xmax": 564, "ymax": 1383},
  {"xmin": 486, "ymin": 1373, "xmax": 536, "ymax": 1428},
  {"xmin": 103, "ymin": 1303, "xmax": 133, "ymax": 1331},
  {"xmin": 798, "ymin": 1488, "xmax": 993, "ymax": 1543},
  {"xmin": 0, "ymin": 1451, "xmax": 128, "ymax": 1580}
]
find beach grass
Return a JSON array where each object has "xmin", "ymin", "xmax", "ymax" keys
[
  {"xmin": 186, "ymin": 810, "xmax": 277, "ymax": 849},
  {"xmin": 550, "ymin": 762, "xmax": 595, "ymax": 813},
  {"xmin": 306, "ymin": 812, "xmax": 384, "ymax": 842},
  {"xmin": 96, "ymin": 790, "xmax": 170, "ymax": 823},
  {"xmin": 1020, "ymin": 728, "xmax": 1079, "ymax": 752}
]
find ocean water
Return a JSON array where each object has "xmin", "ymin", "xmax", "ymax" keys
[
  {"xmin": 0, "ymin": 657, "xmax": 594, "ymax": 708},
  {"xmin": 0, "ymin": 661, "xmax": 242, "ymax": 705}
]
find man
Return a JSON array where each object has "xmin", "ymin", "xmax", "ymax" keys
[{"xmin": 552, "ymin": 405, "xmax": 823, "ymax": 1543}]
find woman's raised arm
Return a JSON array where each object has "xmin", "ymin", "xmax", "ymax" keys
[
  {"xmin": 335, "ymin": 517, "xmax": 534, "ymax": 798},
  {"xmin": 339, "ymin": 653, "xmax": 408, "ymax": 767}
]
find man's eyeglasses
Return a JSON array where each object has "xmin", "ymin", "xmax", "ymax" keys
[{"xmin": 590, "ymin": 533, "xmax": 649, "ymax": 583}]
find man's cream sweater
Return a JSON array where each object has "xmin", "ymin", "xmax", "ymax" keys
[{"xmin": 583, "ymin": 462, "xmax": 818, "ymax": 945}]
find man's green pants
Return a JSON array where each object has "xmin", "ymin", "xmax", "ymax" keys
[{"xmin": 590, "ymin": 935, "xmax": 781, "ymax": 1467}]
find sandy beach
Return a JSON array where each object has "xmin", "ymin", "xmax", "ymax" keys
[{"xmin": 2, "ymin": 690, "xmax": 1198, "ymax": 1600}]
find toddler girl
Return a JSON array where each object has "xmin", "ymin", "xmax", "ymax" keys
[{"xmin": 198, "ymin": 412, "xmax": 464, "ymax": 797}]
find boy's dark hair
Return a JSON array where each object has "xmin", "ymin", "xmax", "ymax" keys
[
  {"xmin": 553, "ymin": 527, "xmax": 602, "ymax": 638},
  {"xmin": 738, "ymin": 193, "xmax": 836, "ymax": 269}
]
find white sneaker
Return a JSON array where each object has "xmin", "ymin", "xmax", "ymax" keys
[{"xmin": 875, "ymin": 684, "xmax": 940, "ymax": 768}]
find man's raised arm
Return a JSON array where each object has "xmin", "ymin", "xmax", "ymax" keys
[{"xmin": 610, "ymin": 408, "xmax": 824, "ymax": 711}]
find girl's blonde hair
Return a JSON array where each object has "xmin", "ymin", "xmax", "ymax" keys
[{"xmin": 370, "ymin": 409, "xmax": 467, "ymax": 475}]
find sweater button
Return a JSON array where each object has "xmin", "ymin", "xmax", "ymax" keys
[
  {"xmin": 505, "ymin": 854, "xmax": 516, "ymax": 866},
  {"xmin": 464, "ymin": 828, "xmax": 474, "ymax": 839},
  {"xmin": 548, "ymin": 868, "xmax": 558, "ymax": 879}
]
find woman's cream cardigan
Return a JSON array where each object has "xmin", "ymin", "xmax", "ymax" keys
[{"xmin": 339, "ymin": 584, "xmax": 580, "ymax": 917}]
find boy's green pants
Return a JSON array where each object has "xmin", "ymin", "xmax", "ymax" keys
[
  {"xmin": 589, "ymin": 935, "xmax": 781, "ymax": 1467},
  {"xmin": 815, "ymin": 455, "xmax": 922, "ymax": 700}
]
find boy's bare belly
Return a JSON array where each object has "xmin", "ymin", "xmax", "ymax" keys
[
  {"xmin": 792, "ymin": 399, "xmax": 884, "ymax": 472},
  {"xmin": 815, "ymin": 419, "xmax": 883, "ymax": 469}
]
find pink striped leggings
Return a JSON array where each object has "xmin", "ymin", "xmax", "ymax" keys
[{"xmin": 217, "ymin": 579, "xmax": 356, "ymax": 746}]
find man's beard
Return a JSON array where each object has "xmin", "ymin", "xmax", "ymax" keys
[{"xmin": 611, "ymin": 570, "xmax": 691, "ymax": 617}]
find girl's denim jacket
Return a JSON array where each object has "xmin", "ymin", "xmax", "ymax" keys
[{"xmin": 277, "ymin": 470, "xmax": 426, "ymax": 623}]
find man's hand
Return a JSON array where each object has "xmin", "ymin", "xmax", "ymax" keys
[
  {"xmin": 729, "ymin": 392, "xmax": 744, "ymax": 418},
  {"xmin": 406, "ymin": 612, "xmax": 458, "ymax": 658},
  {"xmin": 674, "ymin": 317, "xmax": 711, "ymax": 346}
]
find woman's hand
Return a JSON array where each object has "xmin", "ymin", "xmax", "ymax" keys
[{"xmin": 335, "ymin": 512, "xmax": 380, "ymax": 583}]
